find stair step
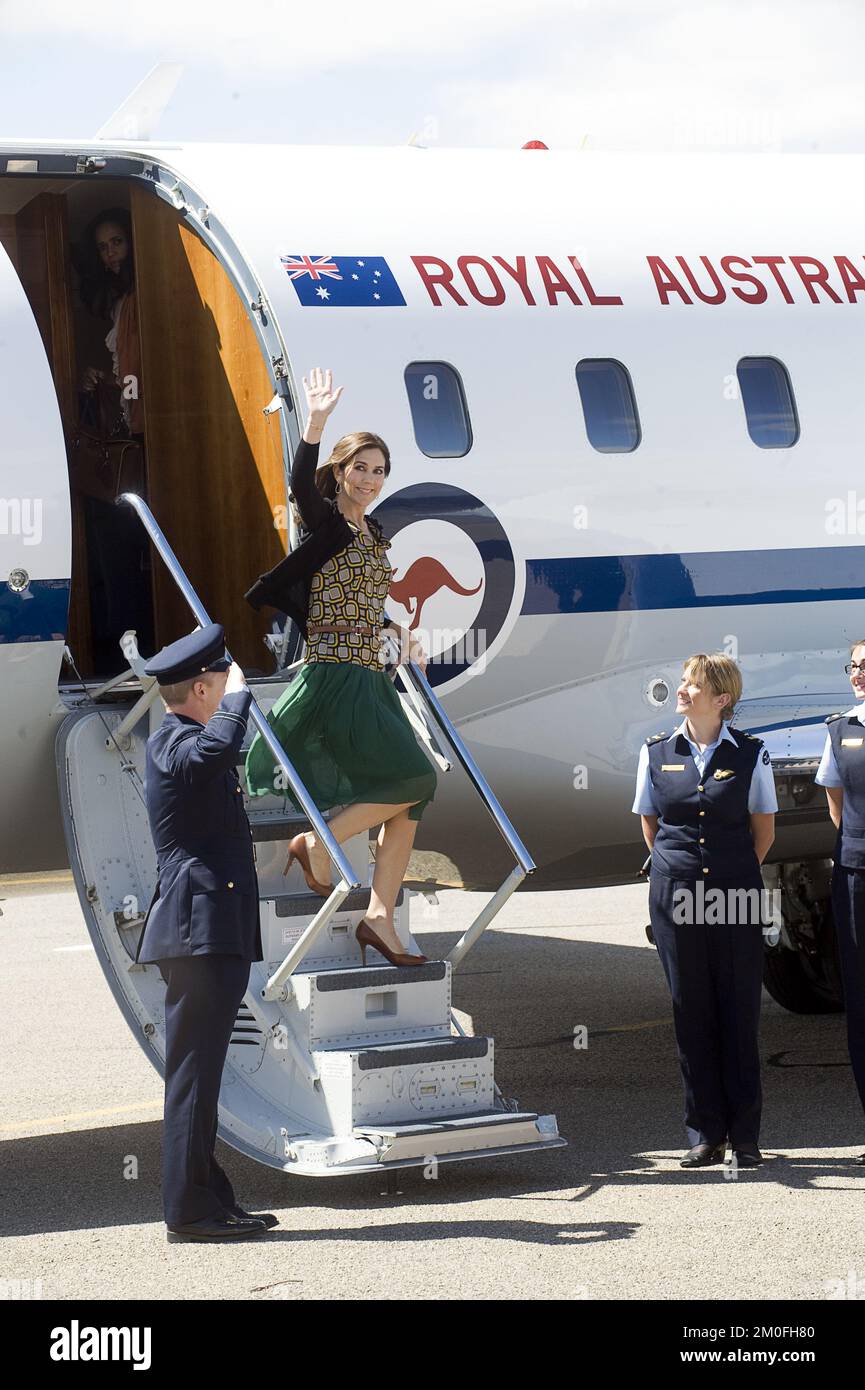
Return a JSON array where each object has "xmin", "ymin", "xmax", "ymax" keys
[
  {"xmin": 354, "ymin": 1036, "xmax": 488, "ymax": 1069},
  {"xmin": 352, "ymin": 1110, "xmax": 563, "ymax": 1165},
  {"xmin": 247, "ymin": 810, "xmax": 309, "ymax": 843},
  {"xmin": 314, "ymin": 1035, "xmax": 495, "ymax": 1129},
  {"xmin": 315, "ymin": 962, "xmax": 446, "ymax": 991},
  {"xmin": 259, "ymin": 889, "xmax": 414, "ymax": 973},
  {"xmin": 356, "ymin": 1109, "xmax": 536, "ymax": 1139},
  {"xmin": 292, "ymin": 961, "xmax": 450, "ymax": 1049},
  {"xmin": 265, "ymin": 886, "xmax": 405, "ymax": 917}
]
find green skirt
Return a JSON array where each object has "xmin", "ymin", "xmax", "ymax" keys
[{"xmin": 244, "ymin": 660, "xmax": 437, "ymax": 822}]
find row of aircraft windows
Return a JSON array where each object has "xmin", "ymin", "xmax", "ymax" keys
[{"xmin": 403, "ymin": 357, "xmax": 800, "ymax": 457}]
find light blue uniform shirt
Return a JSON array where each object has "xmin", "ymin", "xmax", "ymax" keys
[
  {"xmin": 815, "ymin": 704, "xmax": 864, "ymax": 787},
  {"xmin": 632, "ymin": 719, "xmax": 778, "ymax": 815}
]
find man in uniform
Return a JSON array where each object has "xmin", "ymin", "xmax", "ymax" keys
[{"xmin": 136, "ymin": 622, "xmax": 278, "ymax": 1240}]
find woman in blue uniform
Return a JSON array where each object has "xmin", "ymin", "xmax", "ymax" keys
[
  {"xmin": 815, "ymin": 637, "xmax": 865, "ymax": 1164},
  {"xmin": 244, "ymin": 368, "xmax": 437, "ymax": 968},
  {"xmin": 632, "ymin": 653, "xmax": 777, "ymax": 1168}
]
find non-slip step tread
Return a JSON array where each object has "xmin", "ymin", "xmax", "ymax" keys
[
  {"xmin": 354, "ymin": 1037, "xmax": 490, "ymax": 1070},
  {"xmin": 315, "ymin": 962, "xmax": 447, "ymax": 991},
  {"xmin": 265, "ymin": 887, "xmax": 404, "ymax": 916},
  {"xmin": 354, "ymin": 1110, "xmax": 539, "ymax": 1139},
  {"xmin": 247, "ymin": 812, "xmax": 309, "ymax": 843}
]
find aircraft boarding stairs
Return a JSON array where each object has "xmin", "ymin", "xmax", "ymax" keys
[{"xmin": 56, "ymin": 494, "xmax": 564, "ymax": 1177}]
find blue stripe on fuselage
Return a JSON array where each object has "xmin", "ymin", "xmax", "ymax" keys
[
  {"xmin": 0, "ymin": 578, "xmax": 70, "ymax": 643},
  {"xmin": 522, "ymin": 547, "xmax": 865, "ymax": 615}
]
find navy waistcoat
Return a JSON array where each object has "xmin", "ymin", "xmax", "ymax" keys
[
  {"xmin": 648, "ymin": 727, "xmax": 762, "ymax": 880},
  {"xmin": 827, "ymin": 713, "xmax": 865, "ymax": 869}
]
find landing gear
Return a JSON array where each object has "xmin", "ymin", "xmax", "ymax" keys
[{"xmin": 761, "ymin": 860, "xmax": 844, "ymax": 1014}]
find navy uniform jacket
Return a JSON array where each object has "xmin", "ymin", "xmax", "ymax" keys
[{"xmin": 135, "ymin": 689, "xmax": 263, "ymax": 964}]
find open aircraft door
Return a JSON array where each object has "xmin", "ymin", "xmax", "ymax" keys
[{"xmin": 0, "ymin": 234, "xmax": 72, "ymax": 872}]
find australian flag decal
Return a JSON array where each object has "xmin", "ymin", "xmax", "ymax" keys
[{"xmin": 281, "ymin": 255, "xmax": 406, "ymax": 306}]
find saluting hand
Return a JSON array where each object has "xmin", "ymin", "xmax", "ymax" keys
[
  {"xmin": 303, "ymin": 367, "xmax": 344, "ymax": 431},
  {"xmin": 224, "ymin": 661, "xmax": 248, "ymax": 693}
]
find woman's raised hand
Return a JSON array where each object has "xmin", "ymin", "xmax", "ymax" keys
[{"xmin": 303, "ymin": 367, "xmax": 344, "ymax": 422}]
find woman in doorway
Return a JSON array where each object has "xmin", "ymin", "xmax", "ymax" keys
[
  {"xmin": 244, "ymin": 368, "xmax": 437, "ymax": 967},
  {"xmin": 75, "ymin": 205, "xmax": 153, "ymax": 667}
]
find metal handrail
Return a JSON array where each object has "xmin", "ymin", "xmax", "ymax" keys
[
  {"xmin": 397, "ymin": 660, "xmax": 536, "ymax": 969},
  {"xmin": 120, "ymin": 491, "xmax": 535, "ymax": 982},
  {"xmin": 118, "ymin": 493, "xmax": 362, "ymax": 994}
]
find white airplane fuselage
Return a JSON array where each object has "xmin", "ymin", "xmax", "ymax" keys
[{"xmin": 0, "ymin": 141, "xmax": 859, "ymax": 887}]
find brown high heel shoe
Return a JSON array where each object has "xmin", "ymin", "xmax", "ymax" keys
[
  {"xmin": 285, "ymin": 832, "xmax": 331, "ymax": 896},
  {"xmin": 356, "ymin": 919, "xmax": 427, "ymax": 967}
]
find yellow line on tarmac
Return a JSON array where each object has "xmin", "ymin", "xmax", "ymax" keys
[
  {"xmin": 0, "ymin": 873, "xmax": 73, "ymax": 887},
  {"xmin": 0, "ymin": 1098, "xmax": 162, "ymax": 1134}
]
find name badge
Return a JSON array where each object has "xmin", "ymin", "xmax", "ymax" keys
[
  {"xmin": 661, "ymin": 764, "xmax": 686, "ymax": 771},
  {"xmin": 842, "ymin": 738, "xmax": 864, "ymax": 747}
]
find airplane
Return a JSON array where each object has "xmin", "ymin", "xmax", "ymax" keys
[{"xmin": 1, "ymin": 118, "xmax": 860, "ymax": 1175}]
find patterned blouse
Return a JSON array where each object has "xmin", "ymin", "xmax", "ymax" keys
[{"xmin": 305, "ymin": 520, "xmax": 393, "ymax": 669}]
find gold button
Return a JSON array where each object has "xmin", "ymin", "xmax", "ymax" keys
[
  {"xmin": 699, "ymin": 838, "xmax": 705, "ymax": 844},
  {"xmin": 702, "ymin": 868, "xmax": 709, "ymax": 875},
  {"xmin": 228, "ymin": 881, "xmax": 234, "ymax": 889},
  {"xmin": 699, "ymin": 810, "xmax": 705, "ymax": 817},
  {"xmin": 698, "ymin": 784, "xmax": 705, "ymax": 792}
]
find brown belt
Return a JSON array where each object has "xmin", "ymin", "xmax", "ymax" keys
[{"xmin": 307, "ymin": 622, "xmax": 378, "ymax": 636}]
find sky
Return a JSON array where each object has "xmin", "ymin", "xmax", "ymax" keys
[{"xmin": 0, "ymin": 0, "xmax": 862, "ymax": 151}]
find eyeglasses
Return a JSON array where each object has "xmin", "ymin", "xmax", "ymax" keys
[{"xmin": 845, "ymin": 663, "xmax": 865, "ymax": 674}]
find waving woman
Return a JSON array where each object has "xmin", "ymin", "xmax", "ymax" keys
[{"xmin": 244, "ymin": 368, "xmax": 437, "ymax": 966}]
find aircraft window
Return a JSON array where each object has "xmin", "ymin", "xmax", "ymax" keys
[
  {"xmin": 736, "ymin": 357, "xmax": 799, "ymax": 448},
  {"xmin": 575, "ymin": 359, "xmax": 641, "ymax": 452},
  {"xmin": 404, "ymin": 361, "xmax": 472, "ymax": 457}
]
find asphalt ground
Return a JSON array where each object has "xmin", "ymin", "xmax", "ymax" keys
[{"xmin": 1, "ymin": 872, "xmax": 863, "ymax": 1302}]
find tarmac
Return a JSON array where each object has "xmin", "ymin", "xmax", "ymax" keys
[{"xmin": 1, "ymin": 871, "xmax": 863, "ymax": 1302}]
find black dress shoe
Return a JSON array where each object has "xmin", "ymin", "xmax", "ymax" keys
[
  {"xmin": 729, "ymin": 1144, "xmax": 763, "ymax": 1167},
  {"xmin": 166, "ymin": 1211, "xmax": 268, "ymax": 1242},
  {"xmin": 680, "ymin": 1142, "xmax": 726, "ymax": 1168},
  {"xmin": 230, "ymin": 1204, "xmax": 279, "ymax": 1229}
]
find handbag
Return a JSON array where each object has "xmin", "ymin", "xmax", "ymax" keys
[{"xmin": 68, "ymin": 379, "xmax": 146, "ymax": 503}]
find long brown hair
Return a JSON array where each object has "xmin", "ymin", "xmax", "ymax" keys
[{"xmin": 314, "ymin": 431, "xmax": 391, "ymax": 538}]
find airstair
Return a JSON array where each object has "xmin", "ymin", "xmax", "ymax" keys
[{"xmin": 55, "ymin": 494, "xmax": 564, "ymax": 1176}]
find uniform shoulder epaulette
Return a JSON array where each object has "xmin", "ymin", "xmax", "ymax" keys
[
  {"xmin": 729, "ymin": 727, "xmax": 763, "ymax": 748},
  {"xmin": 646, "ymin": 732, "xmax": 667, "ymax": 745},
  {"xmin": 825, "ymin": 712, "xmax": 845, "ymax": 724}
]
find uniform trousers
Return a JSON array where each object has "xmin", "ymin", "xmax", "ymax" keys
[
  {"xmin": 157, "ymin": 953, "xmax": 251, "ymax": 1227},
  {"xmin": 649, "ymin": 871, "xmax": 765, "ymax": 1148},
  {"xmin": 830, "ymin": 866, "xmax": 865, "ymax": 1117}
]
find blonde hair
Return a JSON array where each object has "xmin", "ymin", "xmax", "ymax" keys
[
  {"xmin": 682, "ymin": 652, "xmax": 743, "ymax": 722},
  {"xmin": 159, "ymin": 671, "xmax": 219, "ymax": 707}
]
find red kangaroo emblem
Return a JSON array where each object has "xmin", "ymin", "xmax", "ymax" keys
[{"xmin": 389, "ymin": 557, "xmax": 483, "ymax": 631}]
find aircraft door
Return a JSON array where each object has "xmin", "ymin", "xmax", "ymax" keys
[{"xmin": 0, "ymin": 234, "xmax": 72, "ymax": 871}]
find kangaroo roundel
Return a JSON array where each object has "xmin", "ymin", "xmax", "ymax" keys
[{"xmin": 373, "ymin": 483, "xmax": 518, "ymax": 688}]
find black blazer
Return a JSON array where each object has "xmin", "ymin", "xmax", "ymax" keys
[{"xmin": 244, "ymin": 437, "xmax": 388, "ymax": 639}]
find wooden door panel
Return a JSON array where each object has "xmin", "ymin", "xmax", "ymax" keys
[{"xmin": 130, "ymin": 184, "xmax": 287, "ymax": 671}]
